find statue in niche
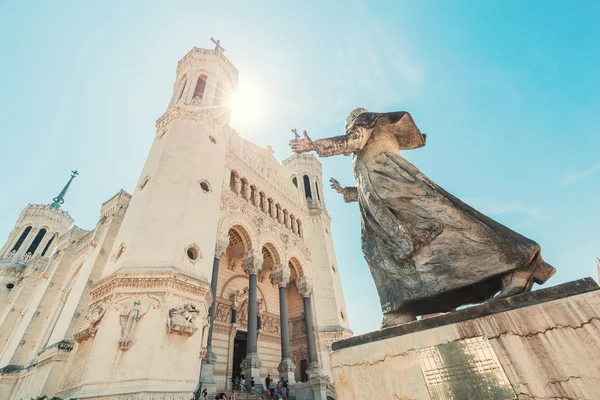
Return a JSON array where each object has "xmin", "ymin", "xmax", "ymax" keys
[
  {"xmin": 74, "ymin": 304, "xmax": 105, "ymax": 342},
  {"xmin": 167, "ymin": 303, "xmax": 200, "ymax": 335},
  {"xmin": 290, "ymin": 108, "xmax": 556, "ymax": 328},
  {"xmin": 118, "ymin": 299, "xmax": 146, "ymax": 350}
]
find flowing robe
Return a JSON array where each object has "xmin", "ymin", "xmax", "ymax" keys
[{"xmin": 314, "ymin": 112, "xmax": 545, "ymax": 315}]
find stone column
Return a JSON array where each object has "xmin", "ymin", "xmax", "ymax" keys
[
  {"xmin": 298, "ymin": 277, "xmax": 328, "ymax": 400},
  {"xmin": 273, "ymin": 265, "xmax": 295, "ymax": 384},
  {"xmin": 298, "ymin": 278, "xmax": 329, "ymax": 399},
  {"xmin": 199, "ymin": 239, "xmax": 229, "ymax": 395},
  {"xmin": 234, "ymin": 175, "xmax": 241, "ymax": 195},
  {"xmin": 241, "ymin": 251, "xmax": 263, "ymax": 391}
]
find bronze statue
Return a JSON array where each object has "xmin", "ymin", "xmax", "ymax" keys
[{"xmin": 290, "ymin": 108, "xmax": 556, "ymax": 328}]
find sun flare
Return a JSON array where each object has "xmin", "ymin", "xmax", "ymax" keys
[{"xmin": 229, "ymin": 80, "xmax": 266, "ymax": 127}]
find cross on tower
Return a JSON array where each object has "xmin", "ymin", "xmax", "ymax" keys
[{"xmin": 210, "ymin": 37, "xmax": 225, "ymax": 53}]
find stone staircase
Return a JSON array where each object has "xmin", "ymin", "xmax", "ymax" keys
[{"xmin": 231, "ymin": 389, "xmax": 260, "ymax": 399}]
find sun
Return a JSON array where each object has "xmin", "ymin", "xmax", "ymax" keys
[{"xmin": 229, "ymin": 79, "xmax": 266, "ymax": 127}]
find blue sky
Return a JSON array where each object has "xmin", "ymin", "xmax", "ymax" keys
[{"xmin": 0, "ymin": 1, "xmax": 599, "ymax": 335}]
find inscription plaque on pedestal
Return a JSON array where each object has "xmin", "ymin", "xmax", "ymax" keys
[{"xmin": 416, "ymin": 336, "xmax": 516, "ymax": 400}]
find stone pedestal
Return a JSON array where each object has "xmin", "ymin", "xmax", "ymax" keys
[
  {"xmin": 331, "ymin": 278, "xmax": 600, "ymax": 400},
  {"xmin": 199, "ymin": 357, "xmax": 217, "ymax": 396},
  {"xmin": 241, "ymin": 353, "xmax": 263, "ymax": 392},
  {"xmin": 277, "ymin": 357, "xmax": 296, "ymax": 384}
]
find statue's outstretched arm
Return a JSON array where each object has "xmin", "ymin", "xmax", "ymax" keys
[
  {"xmin": 330, "ymin": 178, "xmax": 358, "ymax": 203},
  {"xmin": 313, "ymin": 130, "xmax": 364, "ymax": 157},
  {"xmin": 290, "ymin": 130, "xmax": 364, "ymax": 157}
]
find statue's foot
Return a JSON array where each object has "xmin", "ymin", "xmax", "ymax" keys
[
  {"xmin": 380, "ymin": 311, "xmax": 417, "ymax": 329},
  {"xmin": 497, "ymin": 259, "xmax": 556, "ymax": 298}
]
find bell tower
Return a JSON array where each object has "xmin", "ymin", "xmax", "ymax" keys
[
  {"xmin": 57, "ymin": 44, "xmax": 239, "ymax": 400},
  {"xmin": 282, "ymin": 153, "xmax": 352, "ymax": 378},
  {"xmin": 103, "ymin": 45, "xmax": 238, "ymax": 279}
]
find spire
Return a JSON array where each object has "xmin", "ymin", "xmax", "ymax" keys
[{"xmin": 50, "ymin": 170, "xmax": 79, "ymax": 209}]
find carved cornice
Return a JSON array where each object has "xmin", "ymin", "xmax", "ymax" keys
[
  {"xmin": 156, "ymin": 106, "xmax": 229, "ymax": 136},
  {"xmin": 89, "ymin": 269, "xmax": 211, "ymax": 305},
  {"xmin": 258, "ymin": 330, "xmax": 281, "ymax": 344},
  {"xmin": 214, "ymin": 320, "xmax": 233, "ymax": 334},
  {"xmin": 176, "ymin": 47, "xmax": 238, "ymax": 77},
  {"xmin": 317, "ymin": 329, "xmax": 348, "ymax": 353}
]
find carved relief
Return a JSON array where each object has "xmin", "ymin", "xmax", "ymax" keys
[
  {"xmin": 261, "ymin": 315, "xmax": 281, "ymax": 334},
  {"xmin": 290, "ymin": 318, "xmax": 307, "ymax": 338},
  {"xmin": 317, "ymin": 330, "xmax": 345, "ymax": 353},
  {"xmin": 116, "ymin": 297, "xmax": 158, "ymax": 350},
  {"xmin": 215, "ymin": 302, "xmax": 231, "ymax": 323},
  {"xmin": 167, "ymin": 303, "xmax": 200, "ymax": 336},
  {"xmin": 73, "ymin": 304, "xmax": 105, "ymax": 343}
]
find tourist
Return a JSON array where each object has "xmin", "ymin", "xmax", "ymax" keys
[
  {"xmin": 265, "ymin": 374, "xmax": 271, "ymax": 391},
  {"xmin": 233, "ymin": 376, "xmax": 239, "ymax": 390},
  {"xmin": 281, "ymin": 378, "xmax": 288, "ymax": 399},
  {"xmin": 269, "ymin": 379, "xmax": 275, "ymax": 399},
  {"xmin": 228, "ymin": 391, "xmax": 236, "ymax": 400}
]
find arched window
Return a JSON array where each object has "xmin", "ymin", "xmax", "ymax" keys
[
  {"xmin": 177, "ymin": 76, "xmax": 187, "ymax": 102},
  {"xmin": 41, "ymin": 233, "xmax": 56, "ymax": 257},
  {"xmin": 11, "ymin": 226, "xmax": 32, "ymax": 252},
  {"xmin": 303, "ymin": 175, "xmax": 312, "ymax": 199},
  {"xmin": 267, "ymin": 198, "xmax": 274, "ymax": 217},
  {"xmin": 315, "ymin": 179, "xmax": 321, "ymax": 201},
  {"xmin": 292, "ymin": 176, "xmax": 298, "ymax": 188},
  {"xmin": 193, "ymin": 74, "xmax": 208, "ymax": 100},
  {"xmin": 290, "ymin": 215, "xmax": 296, "ymax": 233},
  {"xmin": 275, "ymin": 204, "xmax": 282, "ymax": 222},
  {"xmin": 297, "ymin": 220, "xmax": 302, "ymax": 238},
  {"xmin": 26, "ymin": 228, "xmax": 47, "ymax": 255}
]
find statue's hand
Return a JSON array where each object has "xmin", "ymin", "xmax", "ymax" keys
[
  {"xmin": 329, "ymin": 178, "xmax": 344, "ymax": 194},
  {"xmin": 289, "ymin": 130, "xmax": 315, "ymax": 154}
]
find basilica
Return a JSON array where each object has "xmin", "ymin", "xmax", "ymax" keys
[{"xmin": 0, "ymin": 45, "xmax": 351, "ymax": 400}]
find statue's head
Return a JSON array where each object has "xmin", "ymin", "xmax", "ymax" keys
[{"xmin": 345, "ymin": 108, "xmax": 368, "ymax": 130}]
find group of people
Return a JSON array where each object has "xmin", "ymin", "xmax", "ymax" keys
[
  {"xmin": 264, "ymin": 374, "xmax": 289, "ymax": 400},
  {"xmin": 200, "ymin": 373, "xmax": 289, "ymax": 400},
  {"xmin": 232, "ymin": 373, "xmax": 253, "ymax": 392}
]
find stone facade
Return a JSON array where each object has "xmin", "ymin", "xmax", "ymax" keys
[
  {"xmin": 0, "ymin": 47, "xmax": 351, "ymax": 400},
  {"xmin": 331, "ymin": 278, "xmax": 600, "ymax": 400}
]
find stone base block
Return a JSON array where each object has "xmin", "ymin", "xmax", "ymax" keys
[
  {"xmin": 199, "ymin": 361, "xmax": 217, "ymax": 395},
  {"xmin": 241, "ymin": 353, "xmax": 263, "ymax": 392},
  {"xmin": 277, "ymin": 357, "xmax": 296, "ymax": 384},
  {"xmin": 331, "ymin": 278, "xmax": 600, "ymax": 400}
]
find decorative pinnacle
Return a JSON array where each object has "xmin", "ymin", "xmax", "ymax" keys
[{"xmin": 51, "ymin": 170, "xmax": 79, "ymax": 209}]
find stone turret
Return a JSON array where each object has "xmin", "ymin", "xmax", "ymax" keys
[
  {"xmin": 0, "ymin": 171, "xmax": 76, "ymax": 290},
  {"xmin": 65, "ymin": 45, "xmax": 239, "ymax": 399},
  {"xmin": 282, "ymin": 153, "xmax": 352, "ymax": 378}
]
